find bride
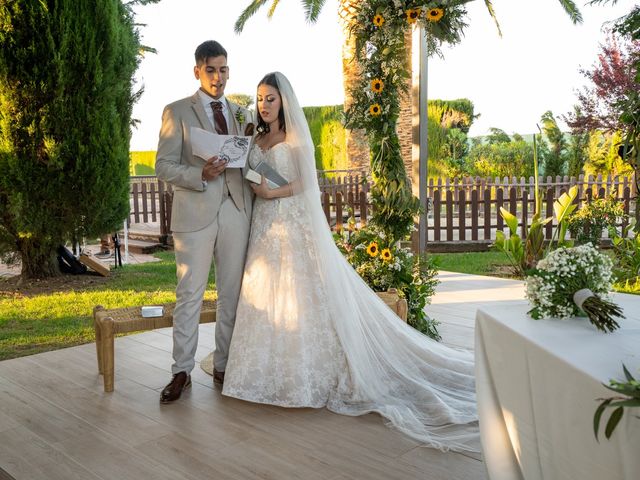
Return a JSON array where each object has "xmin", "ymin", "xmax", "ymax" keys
[{"xmin": 222, "ymin": 72, "xmax": 479, "ymax": 453}]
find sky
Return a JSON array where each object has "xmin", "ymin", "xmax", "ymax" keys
[{"xmin": 129, "ymin": 0, "xmax": 636, "ymax": 151}]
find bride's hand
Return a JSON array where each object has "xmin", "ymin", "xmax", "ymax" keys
[{"xmin": 251, "ymin": 176, "xmax": 272, "ymax": 199}]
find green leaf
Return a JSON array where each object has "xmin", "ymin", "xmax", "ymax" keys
[
  {"xmin": 234, "ymin": 0, "xmax": 271, "ymax": 33},
  {"xmin": 556, "ymin": 0, "xmax": 583, "ymax": 24},
  {"xmin": 302, "ymin": 0, "xmax": 326, "ymax": 23},
  {"xmin": 509, "ymin": 235, "xmax": 523, "ymax": 256},
  {"xmin": 528, "ymin": 306, "xmax": 543, "ymax": 320},
  {"xmin": 623, "ymin": 364, "xmax": 636, "ymax": 383},
  {"xmin": 605, "ymin": 406, "xmax": 624, "ymax": 439},
  {"xmin": 594, "ymin": 398, "xmax": 612, "ymax": 440},
  {"xmin": 608, "ymin": 399, "xmax": 640, "ymax": 408},
  {"xmin": 500, "ymin": 207, "xmax": 518, "ymax": 235},
  {"xmin": 603, "ymin": 383, "xmax": 640, "ymax": 398},
  {"xmin": 553, "ymin": 188, "xmax": 578, "ymax": 224}
]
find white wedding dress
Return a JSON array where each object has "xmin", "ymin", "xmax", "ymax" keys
[
  {"xmin": 223, "ymin": 140, "xmax": 480, "ymax": 453},
  {"xmin": 223, "ymin": 143, "xmax": 348, "ymax": 407}
]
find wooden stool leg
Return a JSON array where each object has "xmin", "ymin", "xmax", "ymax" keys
[
  {"xmin": 101, "ymin": 317, "xmax": 115, "ymax": 392},
  {"xmin": 93, "ymin": 307, "xmax": 104, "ymax": 374},
  {"xmin": 397, "ymin": 298, "xmax": 408, "ymax": 322}
]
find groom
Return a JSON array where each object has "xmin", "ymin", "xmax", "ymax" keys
[{"xmin": 155, "ymin": 40, "xmax": 253, "ymax": 403}]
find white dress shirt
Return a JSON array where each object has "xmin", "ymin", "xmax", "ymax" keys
[{"xmin": 197, "ymin": 90, "xmax": 229, "ymax": 131}]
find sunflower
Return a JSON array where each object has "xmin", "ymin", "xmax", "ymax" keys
[
  {"xmin": 373, "ymin": 14, "xmax": 385, "ymax": 27},
  {"xmin": 426, "ymin": 8, "xmax": 444, "ymax": 22},
  {"xmin": 406, "ymin": 8, "xmax": 421, "ymax": 24},
  {"xmin": 366, "ymin": 242, "xmax": 379, "ymax": 257},
  {"xmin": 370, "ymin": 78, "xmax": 384, "ymax": 93},
  {"xmin": 369, "ymin": 103, "xmax": 382, "ymax": 116},
  {"xmin": 380, "ymin": 248, "xmax": 393, "ymax": 262}
]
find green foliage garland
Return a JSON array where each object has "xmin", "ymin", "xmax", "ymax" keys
[
  {"xmin": 344, "ymin": 1, "xmax": 471, "ymax": 243},
  {"xmin": 334, "ymin": 224, "xmax": 441, "ymax": 339}
]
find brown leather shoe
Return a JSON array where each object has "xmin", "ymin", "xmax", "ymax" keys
[
  {"xmin": 213, "ymin": 369, "xmax": 225, "ymax": 387},
  {"xmin": 160, "ymin": 372, "xmax": 191, "ymax": 404}
]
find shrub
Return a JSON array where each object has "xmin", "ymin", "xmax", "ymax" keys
[
  {"xmin": 335, "ymin": 224, "xmax": 441, "ymax": 340},
  {"xmin": 465, "ymin": 140, "xmax": 535, "ymax": 179},
  {"xmin": 608, "ymin": 222, "xmax": 640, "ymax": 284},
  {"xmin": 567, "ymin": 195, "xmax": 626, "ymax": 245},
  {"xmin": 0, "ymin": 0, "xmax": 145, "ymax": 277}
]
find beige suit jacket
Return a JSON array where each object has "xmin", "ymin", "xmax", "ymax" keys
[{"xmin": 155, "ymin": 91, "xmax": 254, "ymax": 233}]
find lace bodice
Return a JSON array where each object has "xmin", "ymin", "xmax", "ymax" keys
[{"xmin": 249, "ymin": 142, "xmax": 296, "ymax": 181}]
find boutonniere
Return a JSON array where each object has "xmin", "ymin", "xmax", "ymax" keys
[{"xmin": 235, "ymin": 109, "xmax": 246, "ymax": 125}]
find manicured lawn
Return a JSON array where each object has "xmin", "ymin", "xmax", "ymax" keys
[
  {"xmin": 0, "ymin": 252, "xmax": 215, "ymax": 361},
  {"xmin": 432, "ymin": 249, "xmax": 638, "ymax": 295},
  {"xmin": 431, "ymin": 250, "xmax": 515, "ymax": 277}
]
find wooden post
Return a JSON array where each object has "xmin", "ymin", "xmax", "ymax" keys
[
  {"xmin": 458, "ymin": 189, "xmax": 466, "ymax": 241},
  {"xmin": 471, "ymin": 190, "xmax": 478, "ymax": 241},
  {"xmin": 411, "ymin": 26, "xmax": 428, "ymax": 252},
  {"xmin": 484, "ymin": 188, "xmax": 491, "ymax": 240}
]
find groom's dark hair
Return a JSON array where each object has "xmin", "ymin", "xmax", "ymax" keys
[{"xmin": 194, "ymin": 40, "xmax": 227, "ymax": 65}]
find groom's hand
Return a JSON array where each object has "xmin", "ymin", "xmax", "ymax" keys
[{"xmin": 202, "ymin": 156, "xmax": 227, "ymax": 181}]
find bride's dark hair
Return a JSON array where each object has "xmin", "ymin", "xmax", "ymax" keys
[{"xmin": 256, "ymin": 73, "xmax": 286, "ymax": 136}]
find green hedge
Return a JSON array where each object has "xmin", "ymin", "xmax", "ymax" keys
[
  {"xmin": 130, "ymin": 151, "xmax": 156, "ymax": 176},
  {"xmin": 303, "ymin": 105, "xmax": 348, "ymax": 172}
]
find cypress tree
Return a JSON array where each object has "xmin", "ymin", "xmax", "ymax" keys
[{"xmin": 0, "ymin": 0, "xmax": 146, "ymax": 278}]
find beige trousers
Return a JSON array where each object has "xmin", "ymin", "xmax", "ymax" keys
[{"xmin": 171, "ymin": 196, "xmax": 250, "ymax": 374}]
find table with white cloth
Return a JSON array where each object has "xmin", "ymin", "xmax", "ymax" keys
[{"xmin": 475, "ymin": 294, "xmax": 640, "ymax": 480}]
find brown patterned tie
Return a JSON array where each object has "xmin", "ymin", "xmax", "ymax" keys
[
  {"xmin": 211, "ymin": 101, "xmax": 228, "ymax": 135},
  {"xmin": 211, "ymin": 100, "xmax": 243, "ymax": 211}
]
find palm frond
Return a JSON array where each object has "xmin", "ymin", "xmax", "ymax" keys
[
  {"xmin": 234, "ymin": 0, "xmax": 272, "ymax": 33},
  {"xmin": 483, "ymin": 0, "xmax": 502, "ymax": 37},
  {"xmin": 124, "ymin": 0, "xmax": 161, "ymax": 6},
  {"xmin": 267, "ymin": 0, "xmax": 281, "ymax": 18},
  {"xmin": 302, "ymin": 0, "xmax": 327, "ymax": 23},
  {"xmin": 557, "ymin": 0, "xmax": 584, "ymax": 24}
]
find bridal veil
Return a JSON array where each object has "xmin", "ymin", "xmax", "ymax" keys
[{"xmin": 272, "ymin": 72, "xmax": 479, "ymax": 453}]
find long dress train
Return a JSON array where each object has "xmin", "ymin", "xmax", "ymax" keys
[{"xmin": 223, "ymin": 142, "xmax": 480, "ymax": 453}]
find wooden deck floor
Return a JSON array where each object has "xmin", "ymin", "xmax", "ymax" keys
[{"xmin": 0, "ymin": 272, "xmax": 526, "ymax": 480}]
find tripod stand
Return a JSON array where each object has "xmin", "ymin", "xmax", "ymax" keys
[{"xmin": 112, "ymin": 232, "xmax": 123, "ymax": 268}]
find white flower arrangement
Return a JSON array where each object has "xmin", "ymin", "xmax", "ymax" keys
[{"xmin": 525, "ymin": 244, "xmax": 624, "ymax": 332}]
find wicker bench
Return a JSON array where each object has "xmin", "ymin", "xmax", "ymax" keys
[
  {"xmin": 92, "ymin": 300, "xmax": 216, "ymax": 392},
  {"xmin": 93, "ymin": 291, "xmax": 405, "ymax": 392}
]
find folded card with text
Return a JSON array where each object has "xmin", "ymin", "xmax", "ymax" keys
[{"xmin": 190, "ymin": 127, "xmax": 251, "ymax": 168}]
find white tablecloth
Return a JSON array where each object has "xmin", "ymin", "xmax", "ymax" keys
[{"xmin": 475, "ymin": 294, "xmax": 640, "ymax": 480}]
